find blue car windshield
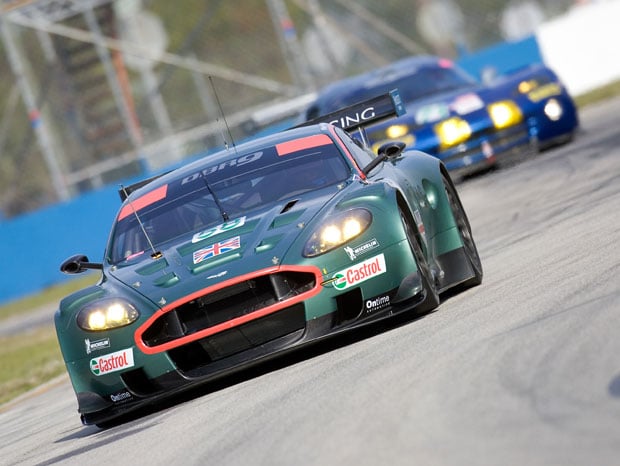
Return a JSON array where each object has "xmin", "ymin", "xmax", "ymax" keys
[
  {"xmin": 309, "ymin": 63, "xmax": 475, "ymax": 118},
  {"xmin": 108, "ymin": 134, "xmax": 351, "ymax": 264}
]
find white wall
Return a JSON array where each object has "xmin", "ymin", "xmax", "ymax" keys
[{"xmin": 536, "ymin": 0, "xmax": 620, "ymax": 96}]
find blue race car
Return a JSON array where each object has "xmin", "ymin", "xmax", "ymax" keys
[{"xmin": 303, "ymin": 56, "xmax": 579, "ymax": 178}]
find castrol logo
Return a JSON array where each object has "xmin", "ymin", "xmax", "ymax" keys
[
  {"xmin": 90, "ymin": 348, "xmax": 134, "ymax": 376},
  {"xmin": 333, "ymin": 254, "xmax": 386, "ymax": 290}
]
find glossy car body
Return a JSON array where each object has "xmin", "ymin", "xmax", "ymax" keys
[
  {"xmin": 303, "ymin": 56, "xmax": 579, "ymax": 178},
  {"xmin": 55, "ymin": 94, "xmax": 482, "ymax": 426}
]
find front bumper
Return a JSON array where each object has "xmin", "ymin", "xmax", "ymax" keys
[
  {"xmin": 437, "ymin": 123, "xmax": 533, "ymax": 177},
  {"xmin": 65, "ymin": 238, "xmax": 430, "ymax": 425}
]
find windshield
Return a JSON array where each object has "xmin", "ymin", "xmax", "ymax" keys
[
  {"xmin": 108, "ymin": 133, "xmax": 351, "ymax": 264},
  {"xmin": 309, "ymin": 62, "xmax": 475, "ymax": 118}
]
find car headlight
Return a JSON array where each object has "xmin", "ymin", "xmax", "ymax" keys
[
  {"xmin": 518, "ymin": 79, "xmax": 538, "ymax": 94},
  {"xmin": 488, "ymin": 100, "xmax": 523, "ymax": 129},
  {"xmin": 434, "ymin": 117, "xmax": 472, "ymax": 149},
  {"xmin": 77, "ymin": 299, "xmax": 139, "ymax": 331},
  {"xmin": 544, "ymin": 98, "xmax": 563, "ymax": 121},
  {"xmin": 303, "ymin": 209, "xmax": 372, "ymax": 257},
  {"xmin": 386, "ymin": 124, "xmax": 409, "ymax": 139}
]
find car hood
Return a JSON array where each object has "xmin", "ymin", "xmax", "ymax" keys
[{"xmin": 106, "ymin": 191, "xmax": 335, "ymax": 307}]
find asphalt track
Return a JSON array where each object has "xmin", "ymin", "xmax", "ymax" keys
[{"xmin": 1, "ymin": 96, "xmax": 619, "ymax": 466}]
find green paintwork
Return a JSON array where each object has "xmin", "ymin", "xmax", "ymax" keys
[{"xmin": 55, "ymin": 116, "xmax": 481, "ymax": 426}]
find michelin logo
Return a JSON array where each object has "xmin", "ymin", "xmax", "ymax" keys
[
  {"xmin": 344, "ymin": 238, "xmax": 380, "ymax": 261},
  {"xmin": 85, "ymin": 337, "xmax": 110, "ymax": 354}
]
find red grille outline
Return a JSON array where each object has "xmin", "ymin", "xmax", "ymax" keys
[{"xmin": 135, "ymin": 265, "xmax": 323, "ymax": 354}]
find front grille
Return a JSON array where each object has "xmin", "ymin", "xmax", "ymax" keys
[
  {"xmin": 141, "ymin": 271, "xmax": 316, "ymax": 348},
  {"xmin": 167, "ymin": 303, "xmax": 307, "ymax": 372}
]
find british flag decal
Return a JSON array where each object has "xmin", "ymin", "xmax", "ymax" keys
[{"xmin": 192, "ymin": 236, "xmax": 241, "ymax": 264}]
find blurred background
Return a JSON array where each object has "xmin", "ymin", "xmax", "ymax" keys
[
  {"xmin": 2, "ymin": 0, "xmax": 617, "ymax": 304},
  {"xmin": 0, "ymin": 0, "xmax": 580, "ymax": 217}
]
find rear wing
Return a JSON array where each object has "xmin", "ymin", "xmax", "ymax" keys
[{"xmin": 295, "ymin": 89, "xmax": 406, "ymax": 132}]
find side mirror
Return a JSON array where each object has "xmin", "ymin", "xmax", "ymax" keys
[
  {"xmin": 363, "ymin": 141, "xmax": 407, "ymax": 176},
  {"xmin": 60, "ymin": 254, "xmax": 103, "ymax": 274},
  {"xmin": 377, "ymin": 141, "xmax": 406, "ymax": 158}
]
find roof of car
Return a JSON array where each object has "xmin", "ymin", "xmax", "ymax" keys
[
  {"xmin": 316, "ymin": 55, "xmax": 442, "ymax": 97},
  {"xmin": 124, "ymin": 123, "xmax": 334, "ymax": 201}
]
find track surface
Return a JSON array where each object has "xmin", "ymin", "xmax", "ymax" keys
[{"xmin": 2, "ymin": 98, "xmax": 619, "ymax": 466}]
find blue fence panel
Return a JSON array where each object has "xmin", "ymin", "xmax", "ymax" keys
[{"xmin": 0, "ymin": 185, "xmax": 120, "ymax": 304}]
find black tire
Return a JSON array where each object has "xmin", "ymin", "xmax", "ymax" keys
[
  {"xmin": 400, "ymin": 208, "xmax": 440, "ymax": 313},
  {"xmin": 442, "ymin": 172, "xmax": 483, "ymax": 288}
]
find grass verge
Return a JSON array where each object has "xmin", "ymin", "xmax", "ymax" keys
[
  {"xmin": 0, "ymin": 275, "xmax": 98, "ymax": 321},
  {"xmin": 0, "ymin": 326, "xmax": 66, "ymax": 406},
  {"xmin": 575, "ymin": 79, "xmax": 620, "ymax": 108},
  {"xmin": 0, "ymin": 275, "xmax": 97, "ymax": 407}
]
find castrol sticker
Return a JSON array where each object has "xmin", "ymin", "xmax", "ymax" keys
[
  {"xmin": 90, "ymin": 348, "xmax": 134, "ymax": 376},
  {"xmin": 332, "ymin": 254, "xmax": 386, "ymax": 290}
]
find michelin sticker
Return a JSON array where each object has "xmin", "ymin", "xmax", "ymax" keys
[
  {"xmin": 85, "ymin": 337, "xmax": 110, "ymax": 354},
  {"xmin": 343, "ymin": 238, "xmax": 380, "ymax": 261}
]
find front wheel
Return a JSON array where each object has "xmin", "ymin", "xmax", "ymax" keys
[
  {"xmin": 400, "ymin": 208, "xmax": 440, "ymax": 313},
  {"xmin": 443, "ymin": 172, "xmax": 483, "ymax": 288}
]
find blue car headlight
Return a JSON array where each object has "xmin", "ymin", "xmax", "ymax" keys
[
  {"xmin": 488, "ymin": 100, "xmax": 523, "ymax": 129},
  {"xmin": 544, "ymin": 98, "xmax": 563, "ymax": 121},
  {"xmin": 434, "ymin": 117, "xmax": 472, "ymax": 149},
  {"xmin": 303, "ymin": 208, "xmax": 372, "ymax": 257},
  {"xmin": 77, "ymin": 299, "xmax": 139, "ymax": 331},
  {"xmin": 386, "ymin": 124, "xmax": 409, "ymax": 139}
]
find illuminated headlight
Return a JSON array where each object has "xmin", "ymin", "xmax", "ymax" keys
[
  {"xmin": 303, "ymin": 209, "xmax": 372, "ymax": 257},
  {"xmin": 434, "ymin": 117, "xmax": 472, "ymax": 149},
  {"xmin": 518, "ymin": 79, "xmax": 538, "ymax": 93},
  {"xmin": 77, "ymin": 299, "xmax": 139, "ymax": 331},
  {"xmin": 386, "ymin": 124, "xmax": 409, "ymax": 139},
  {"xmin": 544, "ymin": 98, "xmax": 563, "ymax": 121},
  {"xmin": 488, "ymin": 100, "xmax": 523, "ymax": 129}
]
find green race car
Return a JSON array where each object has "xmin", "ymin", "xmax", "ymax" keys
[{"xmin": 56, "ymin": 93, "xmax": 482, "ymax": 426}]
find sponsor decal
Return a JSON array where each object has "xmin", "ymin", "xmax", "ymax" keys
[
  {"xmin": 276, "ymin": 134, "xmax": 332, "ymax": 156},
  {"xmin": 343, "ymin": 238, "xmax": 380, "ymax": 261},
  {"xmin": 365, "ymin": 294, "xmax": 391, "ymax": 314},
  {"xmin": 412, "ymin": 209, "xmax": 428, "ymax": 247},
  {"xmin": 85, "ymin": 337, "xmax": 110, "ymax": 355},
  {"xmin": 411, "ymin": 210, "xmax": 427, "ymax": 248},
  {"xmin": 332, "ymin": 254, "xmax": 386, "ymax": 290},
  {"xmin": 110, "ymin": 390, "xmax": 133, "ymax": 404},
  {"xmin": 118, "ymin": 185, "xmax": 168, "ymax": 221},
  {"xmin": 328, "ymin": 106, "xmax": 377, "ymax": 129},
  {"xmin": 181, "ymin": 152, "xmax": 263, "ymax": 185},
  {"xmin": 90, "ymin": 348, "xmax": 134, "ymax": 376},
  {"xmin": 125, "ymin": 250, "xmax": 145, "ymax": 261},
  {"xmin": 482, "ymin": 140, "xmax": 494, "ymax": 159},
  {"xmin": 527, "ymin": 82, "xmax": 562, "ymax": 103},
  {"xmin": 415, "ymin": 103, "xmax": 450, "ymax": 124},
  {"xmin": 192, "ymin": 216, "xmax": 246, "ymax": 243},
  {"xmin": 193, "ymin": 236, "xmax": 241, "ymax": 264},
  {"xmin": 451, "ymin": 93, "xmax": 484, "ymax": 114}
]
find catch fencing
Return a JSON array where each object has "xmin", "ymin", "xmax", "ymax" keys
[{"xmin": 0, "ymin": 0, "xmax": 576, "ymax": 217}]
